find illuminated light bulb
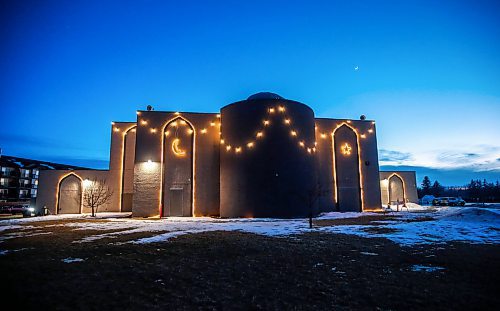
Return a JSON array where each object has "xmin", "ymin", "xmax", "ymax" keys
[
  {"xmin": 200, "ymin": 128, "xmax": 207, "ymax": 134},
  {"xmin": 235, "ymin": 147, "xmax": 242, "ymax": 153},
  {"xmin": 290, "ymin": 130, "xmax": 297, "ymax": 136},
  {"xmin": 284, "ymin": 119, "xmax": 291, "ymax": 124},
  {"xmin": 256, "ymin": 131, "xmax": 263, "ymax": 138},
  {"xmin": 263, "ymin": 120, "xmax": 270, "ymax": 126},
  {"xmin": 278, "ymin": 106, "xmax": 285, "ymax": 112},
  {"xmin": 368, "ymin": 129, "xmax": 373, "ymax": 133},
  {"xmin": 220, "ymin": 139, "xmax": 225, "ymax": 145},
  {"xmin": 131, "ymin": 128, "xmax": 136, "ymax": 132},
  {"xmin": 315, "ymin": 125, "xmax": 318, "ymax": 130},
  {"xmin": 165, "ymin": 131, "xmax": 170, "ymax": 136},
  {"xmin": 186, "ymin": 129, "xmax": 193, "ymax": 134},
  {"xmin": 372, "ymin": 121, "xmax": 375, "ymax": 125},
  {"xmin": 113, "ymin": 127, "xmax": 120, "ymax": 132},
  {"xmin": 321, "ymin": 133, "xmax": 327, "ymax": 139},
  {"xmin": 307, "ymin": 148, "xmax": 312, "ymax": 153},
  {"xmin": 269, "ymin": 108, "xmax": 275, "ymax": 113},
  {"xmin": 347, "ymin": 120, "xmax": 351, "ymax": 123},
  {"xmin": 210, "ymin": 122, "xmax": 216, "ymax": 127},
  {"xmin": 226, "ymin": 145, "xmax": 232, "ymax": 151},
  {"xmin": 179, "ymin": 120, "xmax": 186, "ymax": 125},
  {"xmin": 312, "ymin": 147, "xmax": 316, "ymax": 152},
  {"xmin": 150, "ymin": 128, "xmax": 157, "ymax": 133},
  {"xmin": 247, "ymin": 142, "xmax": 254, "ymax": 148},
  {"xmin": 136, "ymin": 111, "xmax": 141, "ymax": 115},
  {"xmin": 171, "ymin": 121, "xmax": 178, "ymax": 127},
  {"xmin": 140, "ymin": 120, "xmax": 148, "ymax": 125},
  {"xmin": 216, "ymin": 114, "xmax": 221, "ymax": 118},
  {"xmin": 111, "ymin": 121, "xmax": 115, "ymax": 125},
  {"xmin": 299, "ymin": 141, "xmax": 305, "ymax": 147},
  {"xmin": 174, "ymin": 112, "xmax": 180, "ymax": 115},
  {"xmin": 314, "ymin": 141, "xmax": 317, "ymax": 146},
  {"xmin": 361, "ymin": 134, "xmax": 366, "ymax": 138}
]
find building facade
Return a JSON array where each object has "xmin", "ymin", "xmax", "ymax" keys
[
  {"xmin": 36, "ymin": 92, "xmax": 418, "ymax": 217},
  {"xmin": 0, "ymin": 155, "xmax": 88, "ymax": 204}
]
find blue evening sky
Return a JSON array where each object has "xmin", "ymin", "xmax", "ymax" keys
[{"xmin": 1, "ymin": 0, "xmax": 499, "ymax": 185}]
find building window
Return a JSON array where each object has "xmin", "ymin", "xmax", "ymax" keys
[
  {"xmin": 33, "ymin": 169, "xmax": 39, "ymax": 176},
  {"xmin": 19, "ymin": 189, "xmax": 29, "ymax": 198},
  {"xmin": 31, "ymin": 189, "xmax": 37, "ymax": 197},
  {"xmin": 21, "ymin": 169, "xmax": 30, "ymax": 178},
  {"xmin": 0, "ymin": 178, "xmax": 8, "ymax": 186}
]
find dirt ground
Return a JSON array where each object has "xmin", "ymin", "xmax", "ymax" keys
[{"xmin": 0, "ymin": 218, "xmax": 499, "ymax": 310}]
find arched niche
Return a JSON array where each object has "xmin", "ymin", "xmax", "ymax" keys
[
  {"xmin": 121, "ymin": 126, "xmax": 136, "ymax": 212},
  {"xmin": 389, "ymin": 174, "xmax": 405, "ymax": 204},
  {"xmin": 333, "ymin": 124, "xmax": 362, "ymax": 212},
  {"xmin": 57, "ymin": 174, "xmax": 82, "ymax": 214},
  {"xmin": 161, "ymin": 117, "xmax": 194, "ymax": 217}
]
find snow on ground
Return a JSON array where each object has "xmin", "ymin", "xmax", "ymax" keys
[
  {"xmin": 0, "ymin": 207, "xmax": 498, "ymax": 246},
  {"xmin": 61, "ymin": 257, "xmax": 85, "ymax": 263}
]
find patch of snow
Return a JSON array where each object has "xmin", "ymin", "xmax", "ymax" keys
[
  {"xmin": 411, "ymin": 265, "xmax": 445, "ymax": 272},
  {"xmin": 61, "ymin": 257, "xmax": 85, "ymax": 263}
]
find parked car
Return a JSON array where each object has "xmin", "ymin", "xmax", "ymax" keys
[
  {"xmin": 432, "ymin": 197, "xmax": 466, "ymax": 206},
  {"xmin": 1, "ymin": 204, "xmax": 36, "ymax": 217}
]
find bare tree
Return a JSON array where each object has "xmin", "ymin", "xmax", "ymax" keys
[{"xmin": 82, "ymin": 178, "xmax": 113, "ymax": 217}]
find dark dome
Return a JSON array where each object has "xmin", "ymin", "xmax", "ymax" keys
[{"xmin": 247, "ymin": 92, "xmax": 284, "ymax": 100}]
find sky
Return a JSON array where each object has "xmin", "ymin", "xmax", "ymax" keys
[{"xmin": 1, "ymin": 0, "xmax": 499, "ymax": 186}]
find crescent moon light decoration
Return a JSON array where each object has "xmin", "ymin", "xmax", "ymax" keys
[{"xmin": 171, "ymin": 138, "xmax": 186, "ymax": 157}]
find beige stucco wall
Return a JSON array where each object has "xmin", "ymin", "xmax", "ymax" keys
[
  {"xmin": 379, "ymin": 171, "xmax": 419, "ymax": 205},
  {"xmin": 132, "ymin": 111, "xmax": 220, "ymax": 217},
  {"xmin": 36, "ymin": 169, "xmax": 117, "ymax": 214},
  {"xmin": 315, "ymin": 118, "xmax": 382, "ymax": 211},
  {"xmin": 108, "ymin": 122, "xmax": 137, "ymax": 212}
]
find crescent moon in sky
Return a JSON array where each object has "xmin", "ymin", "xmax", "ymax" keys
[{"xmin": 171, "ymin": 138, "xmax": 186, "ymax": 157}]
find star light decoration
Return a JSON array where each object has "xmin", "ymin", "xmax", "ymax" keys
[
  {"xmin": 341, "ymin": 143, "xmax": 352, "ymax": 155},
  {"xmin": 135, "ymin": 109, "xmax": 376, "ymax": 157}
]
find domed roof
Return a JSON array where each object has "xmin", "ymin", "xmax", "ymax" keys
[{"xmin": 247, "ymin": 92, "xmax": 284, "ymax": 100}]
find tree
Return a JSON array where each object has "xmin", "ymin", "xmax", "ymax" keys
[
  {"xmin": 82, "ymin": 178, "xmax": 113, "ymax": 217},
  {"xmin": 420, "ymin": 176, "xmax": 432, "ymax": 196},
  {"xmin": 431, "ymin": 180, "xmax": 444, "ymax": 197}
]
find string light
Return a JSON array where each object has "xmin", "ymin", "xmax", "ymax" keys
[
  {"xmin": 321, "ymin": 133, "xmax": 327, "ymax": 139},
  {"xmin": 299, "ymin": 141, "xmax": 305, "ymax": 147},
  {"xmin": 256, "ymin": 131, "xmax": 263, "ymax": 138},
  {"xmin": 360, "ymin": 134, "xmax": 366, "ymax": 138},
  {"xmin": 284, "ymin": 119, "xmax": 291, "ymax": 124},
  {"xmin": 291, "ymin": 130, "xmax": 297, "ymax": 136},
  {"xmin": 368, "ymin": 129, "xmax": 373, "ymax": 133},
  {"xmin": 140, "ymin": 120, "xmax": 148, "ymax": 125},
  {"xmin": 263, "ymin": 120, "xmax": 270, "ymax": 126},
  {"xmin": 111, "ymin": 122, "xmax": 115, "ymax": 125},
  {"xmin": 226, "ymin": 145, "xmax": 232, "ymax": 151},
  {"xmin": 179, "ymin": 120, "xmax": 186, "ymax": 125},
  {"xmin": 165, "ymin": 131, "xmax": 170, "ymax": 136},
  {"xmin": 136, "ymin": 111, "xmax": 141, "ymax": 115},
  {"xmin": 150, "ymin": 128, "xmax": 157, "ymax": 133},
  {"xmin": 114, "ymin": 127, "xmax": 120, "ymax": 132},
  {"xmin": 220, "ymin": 139, "xmax": 225, "ymax": 144},
  {"xmin": 347, "ymin": 120, "xmax": 351, "ymax": 123},
  {"xmin": 278, "ymin": 106, "xmax": 285, "ymax": 112},
  {"xmin": 269, "ymin": 108, "xmax": 275, "ymax": 113},
  {"xmin": 247, "ymin": 142, "xmax": 254, "ymax": 148},
  {"xmin": 216, "ymin": 114, "xmax": 221, "ymax": 118},
  {"xmin": 186, "ymin": 129, "xmax": 193, "ymax": 134},
  {"xmin": 200, "ymin": 128, "xmax": 207, "ymax": 134},
  {"xmin": 235, "ymin": 147, "xmax": 242, "ymax": 153},
  {"xmin": 210, "ymin": 122, "xmax": 216, "ymax": 127},
  {"xmin": 171, "ymin": 121, "xmax": 178, "ymax": 127}
]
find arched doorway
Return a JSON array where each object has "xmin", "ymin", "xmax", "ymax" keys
[
  {"xmin": 121, "ymin": 126, "xmax": 136, "ymax": 212},
  {"xmin": 162, "ymin": 118, "xmax": 194, "ymax": 217},
  {"xmin": 389, "ymin": 174, "xmax": 405, "ymax": 204},
  {"xmin": 333, "ymin": 124, "xmax": 362, "ymax": 212},
  {"xmin": 57, "ymin": 174, "xmax": 82, "ymax": 214}
]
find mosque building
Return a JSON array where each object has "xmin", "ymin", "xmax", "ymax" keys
[{"xmin": 36, "ymin": 92, "xmax": 418, "ymax": 218}]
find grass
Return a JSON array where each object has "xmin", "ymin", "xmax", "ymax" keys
[{"xmin": 0, "ymin": 218, "xmax": 499, "ymax": 310}]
